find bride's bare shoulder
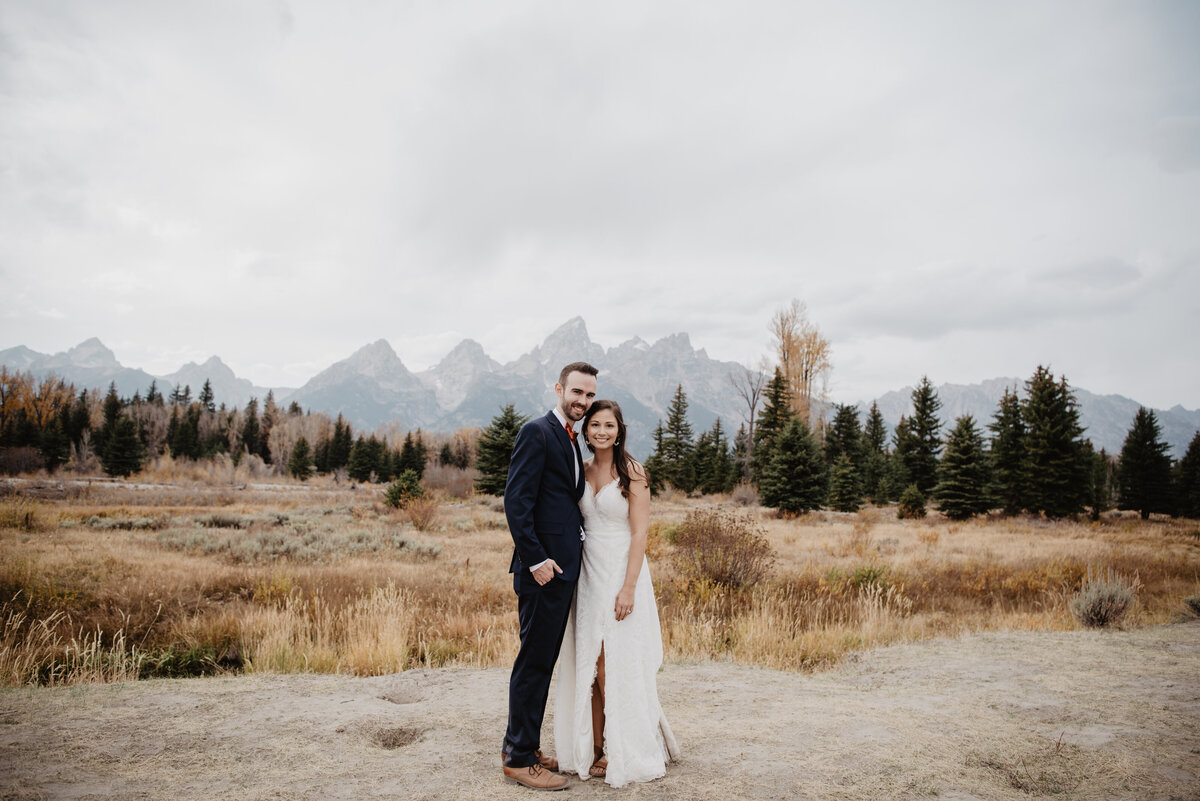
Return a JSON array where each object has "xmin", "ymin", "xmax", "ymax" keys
[{"xmin": 626, "ymin": 458, "xmax": 648, "ymax": 483}]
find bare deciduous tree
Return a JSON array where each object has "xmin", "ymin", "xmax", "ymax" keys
[{"xmin": 729, "ymin": 365, "xmax": 766, "ymax": 448}]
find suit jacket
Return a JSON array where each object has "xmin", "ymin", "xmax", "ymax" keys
[{"xmin": 506, "ymin": 410, "xmax": 586, "ymax": 587}]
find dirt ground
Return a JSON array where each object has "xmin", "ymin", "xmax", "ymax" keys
[{"xmin": 2, "ymin": 621, "xmax": 1197, "ymax": 801}]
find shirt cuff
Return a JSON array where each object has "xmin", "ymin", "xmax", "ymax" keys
[{"xmin": 529, "ymin": 559, "xmax": 549, "ymax": 573}]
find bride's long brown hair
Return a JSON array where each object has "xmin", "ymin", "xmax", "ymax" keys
[{"xmin": 581, "ymin": 399, "xmax": 642, "ymax": 498}]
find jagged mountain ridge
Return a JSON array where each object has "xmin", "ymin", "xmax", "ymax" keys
[{"xmin": 3, "ymin": 323, "xmax": 1198, "ymax": 459}]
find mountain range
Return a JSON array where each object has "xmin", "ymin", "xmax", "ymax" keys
[{"xmin": 3, "ymin": 319, "xmax": 1198, "ymax": 460}]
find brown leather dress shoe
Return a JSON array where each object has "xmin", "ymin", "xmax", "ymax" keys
[
  {"xmin": 501, "ymin": 749, "xmax": 560, "ymax": 772},
  {"xmin": 502, "ymin": 762, "xmax": 568, "ymax": 791}
]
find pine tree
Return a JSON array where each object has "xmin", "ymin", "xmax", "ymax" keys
[
  {"xmin": 329, "ymin": 415, "xmax": 353, "ymax": 470},
  {"xmin": 475, "ymin": 404, "xmax": 530, "ymax": 496},
  {"xmin": 988, "ymin": 387, "xmax": 1028, "ymax": 515},
  {"xmin": 99, "ymin": 416, "xmax": 144, "ymax": 477},
  {"xmin": 752, "ymin": 368, "xmax": 793, "ymax": 485},
  {"xmin": 643, "ymin": 422, "xmax": 667, "ymax": 496},
  {"xmin": 657, "ymin": 385, "xmax": 696, "ymax": 492},
  {"xmin": 862, "ymin": 401, "xmax": 889, "ymax": 502},
  {"xmin": 241, "ymin": 399, "xmax": 260, "ymax": 457},
  {"xmin": 94, "ymin": 383, "xmax": 122, "ymax": 461},
  {"xmin": 199, "ymin": 380, "xmax": 215, "ymax": 412},
  {"xmin": 1116, "ymin": 407, "xmax": 1174, "ymax": 519},
  {"xmin": 1021, "ymin": 366, "xmax": 1089, "ymax": 518},
  {"xmin": 693, "ymin": 418, "xmax": 734, "ymax": 495},
  {"xmin": 759, "ymin": 418, "xmax": 827, "ymax": 514},
  {"xmin": 934, "ymin": 415, "xmax": 991, "ymax": 520},
  {"xmin": 288, "ymin": 437, "xmax": 313, "ymax": 480},
  {"xmin": 258, "ymin": 391, "xmax": 278, "ymax": 464},
  {"xmin": 827, "ymin": 454, "xmax": 861, "ymax": 512},
  {"xmin": 1174, "ymin": 432, "xmax": 1200, "ymax": 519},
  {"xmin": 67, "ymin": 390, "xmax": 91, "ymax": 451},
  {"xmin": 39, "ymin": 414, "xmax": 70, "ymax": 472},
  {"xmin": 732, "ymin": 423, "xmax": 751, "ymax": 483},
  {"xmin": 886, "ymin": 415, "xmax": 915, "ymax": 500},
  {"xmin": 397, "ymin": 432, "xmax": 427, "ymax": 478},
  {"xmin": 1087, "ymin": 445, "xmax": 1114, "ymax": 521},
  {"xmin": 904, "ymin": 377, "xmax": 942, "ymax": 495},
  {"xmin": 824, "ymin": 403, "xmax": 864, "ymax": 507},
  {"xmin": 144, "ymin": 380, "xmax": 163, "ymax": 406}
]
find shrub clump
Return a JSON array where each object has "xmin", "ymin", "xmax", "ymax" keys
[
  {"xmin": 897, "ymin": 484, "xmax": 927, "ymax": 520},
  {"xmin": 384, "ymin": 470, "xmax": 424, "ymax": 509},
  {"xmin": 672, "ymin": 508, "xmax": 774, "ymax": 590},
  {"xmin": 1070, "ymin": 567, "xmax": 1140, "ymax": 628},
  {"xmin": 1182, "ymin": 595, "xmax": 1200, "ymax": 618}
]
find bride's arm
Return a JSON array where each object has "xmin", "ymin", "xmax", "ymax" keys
[{"xmin": 615, "ymin": 462, "xmax": 651, "ymax": 621}]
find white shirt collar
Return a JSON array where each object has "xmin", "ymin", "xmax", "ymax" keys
[{"xmin": 551, "ymin": 407, "xmax": 570, "ymax": 429}]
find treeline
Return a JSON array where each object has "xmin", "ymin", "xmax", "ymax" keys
[
  {"xmin": 0, "ymin": 369, "xmax": 474, "ymax": 481},
  {"xmin": 641, "ymin": 365, "xmax": 1200, "ymax": 520}
]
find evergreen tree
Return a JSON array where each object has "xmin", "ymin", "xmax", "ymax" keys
[
  {"xmin": 885, "ymin": 415, "xmax": 915, "ymax": 500},
  {"xmin": 657, "ymin": 385, "xmax": 696, "ymax": 492},
  {"xmin": 258, "ymin": 391, "xmax": 278, "ymax": 464},
  {"xmin": 988, "ymin": 387, "xmax": 1028, "ymax": 515},
  {"xmin": 904, "ymin": 376, "xmax": 942, "ymax": 495},
  {"xmin": 39, "ymin": 414, "xmax": 70, "ymax": 472},
  {"xmin": 862, "ymin": 401, "xmax": 889, "ymax": 502},
  {"xmin": 1021, "ymin": 366, "xmax": 1089, "ymax": 518},
  {"xmin": 642, "ymin": 422, "xmax": 668, "ymax": 496},
  {"xmin": 732, "ymin": 423, "xmax": 751, "ymax": 483},
  {"xmin": 693, "ymin": 418, "xmax": 734, "ymax": 495},
  {"xmin": 313, "ymin": 437, "xmax": 331, "ymax": 474},
  {"xmin": 288, "ymin": 437, "xmax": 313, "ymax": 480},
  {"xmin": 99, "ymin": 416, "xmax": 144, "ymax": 477},
  {"xmin": 94, "ymin": 383, "xmax": 122, "ymax": 462},
  {"xmin": 1174, "ymin": 432, "xmax": 1200, "ymax": 519},
  {"xmin": 759, "ymin": 418, "xmax": 827, "ymax": 514},
  {"xmin": 934, "ymin": 415, "xmax": 991, "ymax": 520},
  {"xmin": 1087, "ymin": 445, "xmax": 1114, "ymax": 521},
  {"xmin": 1116, "ymin": 407, "xmax": 1174, "ymax": 519},
  {"xmin": 438, "ymin": 442, "xmax": 455, "ymax": 468},
  {"xmin": 241, "ymin": 399, "xmax": 260, "ymax": 457},
  {"xmin": 827, "ymin": 454, "xmax": 861, "ymax": 512},
  {"xmin": 145, "ymin": 380, "xmax": 164, "ymax": 406},
  {"xmin": 67, "ymin": 390, "xmax": 91, "ymax": 451},
  {"xmin": 199, "ymin": 380, "xmax": 216, "ymax": 412},
  {"xmin": 329, "ymin": 415, "xmax": 353, "ymax": 470},
  {"xmin": 171, "ymin": 406, "xmax": 202, "ymax": 459},
  {"xmin": 347, "ymin": 435, "xmax": 387, "ymax": 482},
  {"xmin": 752, "ymin": 368, "xmax": 793, "ymax": 484},
  {"xmin": 397, "ymin": 431, "xmax": 428, "ymax": 478},
  {"xmin": 475, "ymin": 404, "xmax": 530, "ymax": 495}
]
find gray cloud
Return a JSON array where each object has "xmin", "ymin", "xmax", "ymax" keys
[{"xmin": 1, "ymin": 0, "xmax": 1197, "ymax": 410}]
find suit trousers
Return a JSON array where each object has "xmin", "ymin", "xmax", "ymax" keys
[{"xmin": 504, "ymin": 576, "xmax": 576, "ymax": 768}]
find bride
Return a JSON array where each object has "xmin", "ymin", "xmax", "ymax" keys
[{"xmin": 554, "ymin": 400, "xmax": 679, "ymax": 787}]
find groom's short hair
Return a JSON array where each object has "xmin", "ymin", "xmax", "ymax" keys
[{"xmin": 559, "ymin": 362, "xmax": 599, "ymax": 386}]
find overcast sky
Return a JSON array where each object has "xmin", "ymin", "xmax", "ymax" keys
[{"xmin": 2, "ymin": 1, "xmax": 1197, "ymax": 409}]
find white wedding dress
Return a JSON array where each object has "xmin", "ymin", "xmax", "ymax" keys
[{"xmin": 554, "ymin": 478, "xmax": 679, "ymax": 787}]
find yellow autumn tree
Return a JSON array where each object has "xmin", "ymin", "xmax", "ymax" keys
[{"xmin": 769, "ymin": 299, "xmax": 832, "ymax": 427}]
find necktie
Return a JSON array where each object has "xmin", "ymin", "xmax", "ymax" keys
[{"xmin": 564, "ymin": 422, "xmax": 577, "ymax": 442}]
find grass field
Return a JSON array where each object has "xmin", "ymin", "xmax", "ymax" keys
[{"xmin": 3, "ymin": 474, "xmax": 1198, "ymax": 686}]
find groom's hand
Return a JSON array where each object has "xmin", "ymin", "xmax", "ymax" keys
[{"xmin": 532, "ymin": 559, "xmax": 563, "ymax": 586}]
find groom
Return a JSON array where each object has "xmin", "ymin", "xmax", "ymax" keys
[{"xmin": 502, "ymin": 362, "xmax": 598, "ymax": 790}]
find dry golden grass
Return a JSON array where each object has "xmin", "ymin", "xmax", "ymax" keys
[{"xmin": 2, "ymin": 482, "xmax": 1198, "ymax": 686}]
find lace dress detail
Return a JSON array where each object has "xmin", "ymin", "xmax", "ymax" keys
[{"xmin": 554, "ymin": 479, "xmax": 679, "ymax": 787}]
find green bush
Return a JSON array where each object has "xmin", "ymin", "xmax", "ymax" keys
[
  {"xmin": 1070, "ymin": 567, "xmax": 1139, "ymax": 628},
  {"xmin": 384, "ymin": 470, "xmax": 424, "ymax": 509},
  {"xmin": 897, "ymin": 484, "xmax": 926, "ymax": 519},
  {"xmin": 673, "ymin": 508, "xmax": 774, "ymax": 589}
]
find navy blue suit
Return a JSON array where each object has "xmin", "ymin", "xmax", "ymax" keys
[{"xmin": 503, "ymin": 410, "xmax": 585, "ymax": 769}]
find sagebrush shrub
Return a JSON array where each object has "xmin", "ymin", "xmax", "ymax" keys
[
  {"xmin": 1183, "ymin": 595, "xmax": 1200, "ymax": 618},
  {"xmin": 672, "ymin": 508, "xmax": 774, "ymax": 589},
  {"xmin": 1070, "ymin": 567, "xmax": 1139, "ymax": 628},
  {"xmin": 405, "ymin": 496, "xmax": 439, "ymax": 532}
]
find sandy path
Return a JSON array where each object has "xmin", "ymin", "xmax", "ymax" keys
[{"xmin": 2, "ymin": 622, "xmax": 1197, "ymax": 801}]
